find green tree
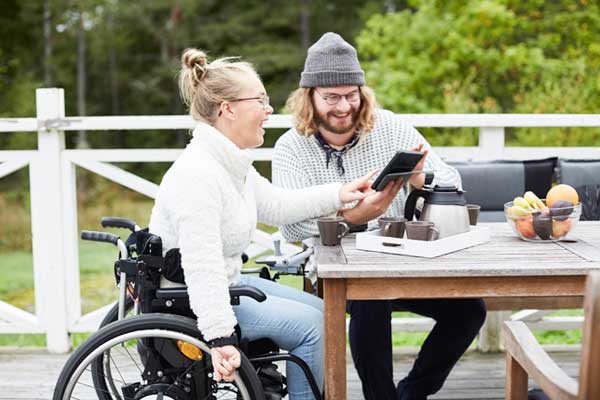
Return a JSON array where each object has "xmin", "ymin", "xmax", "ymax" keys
[
  {"xmin": 1, "ymin": 0, "xmax": 405, "ymax": 189},
  {"xmin": 356, "ymin": 0, "xmax": 600, "ymax": 146}
]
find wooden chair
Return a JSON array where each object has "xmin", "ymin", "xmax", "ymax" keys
[{"xmin": 503, "ymin": 271, "xmax": 600, "ymax": 399}]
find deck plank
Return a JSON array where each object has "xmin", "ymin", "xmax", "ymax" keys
[{"xmin": 0, "ymin": 348, "xmax": 579, "ymax": 399}]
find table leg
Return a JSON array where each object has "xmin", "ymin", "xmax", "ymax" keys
[{"xmin": 324, "ymin": 278, "xmax": 347, "ymax": 400}]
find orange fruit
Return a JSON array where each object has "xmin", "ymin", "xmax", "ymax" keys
[{"xmin": 546, "ymin": 184, "xmax": 579, "ymax": 208}]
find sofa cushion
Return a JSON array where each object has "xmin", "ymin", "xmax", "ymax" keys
[
  {"xmin": 557, "ymin": 159, "xmax": 600, "ymax": 188},
  {"xmin": 450, "ymin": 157, "xmax": 557, "ymax": 212},
  {"xmin": 522, "ymin": 157, "xmax": 558, "ymax": 200},
  {"xmin": 451, "ymin": 162, "xmax": 524, "ymax": 210}
]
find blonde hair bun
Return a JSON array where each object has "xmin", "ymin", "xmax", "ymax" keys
[
  {"xmin": 182, "ymin": 48, "xmax": 208, "ymax": 83},
  {"xmin": 178, "ymin": 47, "xmax": 259, "ymax": 124}
]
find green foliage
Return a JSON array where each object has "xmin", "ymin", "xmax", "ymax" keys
[
  {"xmin": 0, "ymin": 0, "xmax": 41, "ymax": 121},
  {"xmin": 357, "ymin": 0, "xmax": 600, "ymax": 145},
  {"xmin": 3, "ymin": 1, "xmax": 600, "ymax": 149},
  {"xmin": 358, "ymin": 0, "xmax": 600, "ymax": 113}
]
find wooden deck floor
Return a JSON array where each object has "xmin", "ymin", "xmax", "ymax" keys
[{"xmin": 0, "ymin": 348, "xmax": 579, "ymax": 399}]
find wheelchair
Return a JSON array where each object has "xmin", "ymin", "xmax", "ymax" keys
[{"xmin": 53, "ymin": 217, "xmax": 322, "ymax": 400}]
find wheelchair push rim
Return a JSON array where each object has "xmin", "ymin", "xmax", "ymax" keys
[{"xmin": 54, "ymin": 314, "xmax": 265, "ymax": 400}]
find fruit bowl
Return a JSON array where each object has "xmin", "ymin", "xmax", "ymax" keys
[{"xmin": 504, "ymin": 200, "xmax": 581, "ymax": 242}]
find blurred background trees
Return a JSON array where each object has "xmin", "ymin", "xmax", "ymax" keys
[
  {"xmin": 1, "ymin": 0, "xmax": 600, "ymax": 252},
  {"xmin": 1, "ymin": 0, "xmax": 405, "ymax": 131},
  {"xmin": 0, "ymin": 0, "xmax": 408, "ymax": 251},
  {"xmin": 3, "ymin": 0, "xmax": 598, "ymax": 150}
]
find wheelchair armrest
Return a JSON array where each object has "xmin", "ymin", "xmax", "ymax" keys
[
  {"xmin": 155, "ymin": 285, "xmax": 267, "ymax": 306},
  {"xmin": 229, "ymin": 285, "xmax": 267, "ymax": 303}
]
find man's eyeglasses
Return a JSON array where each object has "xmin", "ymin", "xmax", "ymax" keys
[
  {"xmin": 314, "ymin": 89, "xmax": 361, "ymax": 106},
  {"xmin": 229, "ymin": 94, "xmax": 270, "ymax": 110}
]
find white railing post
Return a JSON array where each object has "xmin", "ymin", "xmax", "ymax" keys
[
  {"xmin": 478, "ymin": 127, "xmax": 505, "ymax": 159},
  {"xmin": 63, "ymin": 142, "xmax": 81, "ymax": 330},
  {"xmin": 478, "ymin": 310, "xmax": 511, "ymax": 352},
  {"xmin": 30, "ymin": 88, "xmax": 70, "ymax": 352}
]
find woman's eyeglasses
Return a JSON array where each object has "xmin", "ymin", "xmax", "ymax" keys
[
  {"xmin": 229, "ymin": 94, "xmax": 270, "ymax": 110},
  {"xmin": 218, "ymin": 94, "xmax": 270, "ymax": 116}
]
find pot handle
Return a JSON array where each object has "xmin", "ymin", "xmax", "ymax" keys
[
  {"xmin": 404, "ymin": 189, "xmax": 428, "ymax": 221},
  {"xmin": 428, "ymin": 226, "xmax": 440, "ymax": 241}
]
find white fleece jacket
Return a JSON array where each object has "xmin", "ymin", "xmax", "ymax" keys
[{"xmin": 148, "ymin": 122, "xmax": 341, "ymax": 341}]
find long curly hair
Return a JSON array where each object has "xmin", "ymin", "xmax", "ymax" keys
[{"xmin": 285, "ymin": 85, "xmax": 378, "ymax": 137}]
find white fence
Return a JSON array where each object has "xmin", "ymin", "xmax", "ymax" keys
[{"xmin": 1, "ymin": 88, "xmax": 599, "ymax": 353}]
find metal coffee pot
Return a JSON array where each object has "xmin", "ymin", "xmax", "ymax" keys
[{"xmin": 403, "ymin": 185, "xmax": 470, "ymax": 239}]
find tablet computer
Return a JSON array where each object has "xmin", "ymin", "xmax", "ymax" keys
[{"xmin": 371, "ymin": 150, "xmax": 427, "ymax": 191}]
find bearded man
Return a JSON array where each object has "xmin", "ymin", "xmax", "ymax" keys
[{"xmin": 272, "ymin": 32, "xmax": 487, "ymax": 400}]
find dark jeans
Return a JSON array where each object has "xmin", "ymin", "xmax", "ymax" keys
[{"xmin": 348, "ymin": 298, "xmax": 487, "ymax": 400}]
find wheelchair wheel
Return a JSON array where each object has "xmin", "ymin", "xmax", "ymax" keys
[
  {"xmin": 91, "ymin": 297, "xmax": 136, "ymax": 399},
  {"xmin": 99, "ymin": 297, "xmax": 135, "ymax": 328},
  {"xmin": 54, "ymin": 313, "xmax": 265, "ymax": 400}
]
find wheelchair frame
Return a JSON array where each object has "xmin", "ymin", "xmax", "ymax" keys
[{"xmin": 76, "ymin": 216, "xmax": 323, "ymax": 400}]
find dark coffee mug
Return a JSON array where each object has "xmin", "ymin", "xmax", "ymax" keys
[
  {"xmin": 378, "ymin": 217, "xmax": 406, "ymax": 238},
  {"xmin": 467, "ymin": 204, "xmax": 481, "ymax": 226},
  {"xmin": 405, "ymin": 221, "xmax": 440, "ymax": 241},
  {"xmin": 317, "ymin": 217, "xmax": 350, "ymax": 246}
]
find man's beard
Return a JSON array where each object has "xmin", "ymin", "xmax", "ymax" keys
[{"xmin": 314, "ymin": 108, "xmax": 359, "ymax": 135}]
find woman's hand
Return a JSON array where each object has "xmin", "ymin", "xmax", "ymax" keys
[
  {"xmin": 211, "ymin": 345, "xmax": 241, "ymax": 382},
  {"xmin": 338, "ymin": 170, "xmax": 378, "ymax": 203}
]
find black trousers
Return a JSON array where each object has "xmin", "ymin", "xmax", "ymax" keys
[{"xmin": 348, "ymin": 298, "xmax": 487, "ymax": 400}]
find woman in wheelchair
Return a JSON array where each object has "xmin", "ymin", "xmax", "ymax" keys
[{"xmin": 143, "ymin": 48, "xmax": 374, "ymax": 399}]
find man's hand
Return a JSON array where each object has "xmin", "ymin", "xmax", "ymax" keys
[
  {"xmin": 341, "ymin": 178, "xmax": 404, "ymax": 225},
  {"xmin": 409, "ymin": 143, "xmax": 429, "ymax": 189},
  {"xmin": 211, "ymin": 345, "xmax": 241, "ymax": 382}
]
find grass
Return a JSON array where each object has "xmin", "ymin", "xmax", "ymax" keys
[{"xmin": 0, "ymin": 250, "xmax": 35, "ymax": 311}]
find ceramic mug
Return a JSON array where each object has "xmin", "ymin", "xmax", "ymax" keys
[
  {"xmin": 405, "ymin": 221, "xmax": 440, "ymax": 241},
  {"xmin": 317, "ymin": 217, "xmax": 350, "ymax": 246},
  {"xmin": 378, "ymin": 217, "xmax": 406, "ymax": 238}
]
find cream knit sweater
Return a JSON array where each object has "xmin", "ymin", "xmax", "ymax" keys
[
  {"xmin": 273, "ymin": 109, "xmax": 461, "ymax": 241},
  {"xmin": 148, "ymin": 122, "xmax": 341, "ymax": 341}
]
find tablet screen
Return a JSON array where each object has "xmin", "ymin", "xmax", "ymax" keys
[{"xmin": 372, "ymin": 151, "xmax": 425, "ymax": 191}]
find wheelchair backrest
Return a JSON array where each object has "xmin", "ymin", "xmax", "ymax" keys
[{"xmin": 125, "ymin": 228, "xmax": 186, "ymax": 285}]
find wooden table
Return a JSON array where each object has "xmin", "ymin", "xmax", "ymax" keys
[{"xmin": 315, "ymin": 222, "xmax": 600, "ymax": 400}]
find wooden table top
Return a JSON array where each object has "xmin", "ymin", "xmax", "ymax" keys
[{"xmin": 316, "ymin": 221, "xmax": 600, "ymax": 279}]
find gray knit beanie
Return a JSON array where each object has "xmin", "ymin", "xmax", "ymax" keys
[{"xmin": 300, "ymin": 32, "xmax": 365, "ymax": 88}]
